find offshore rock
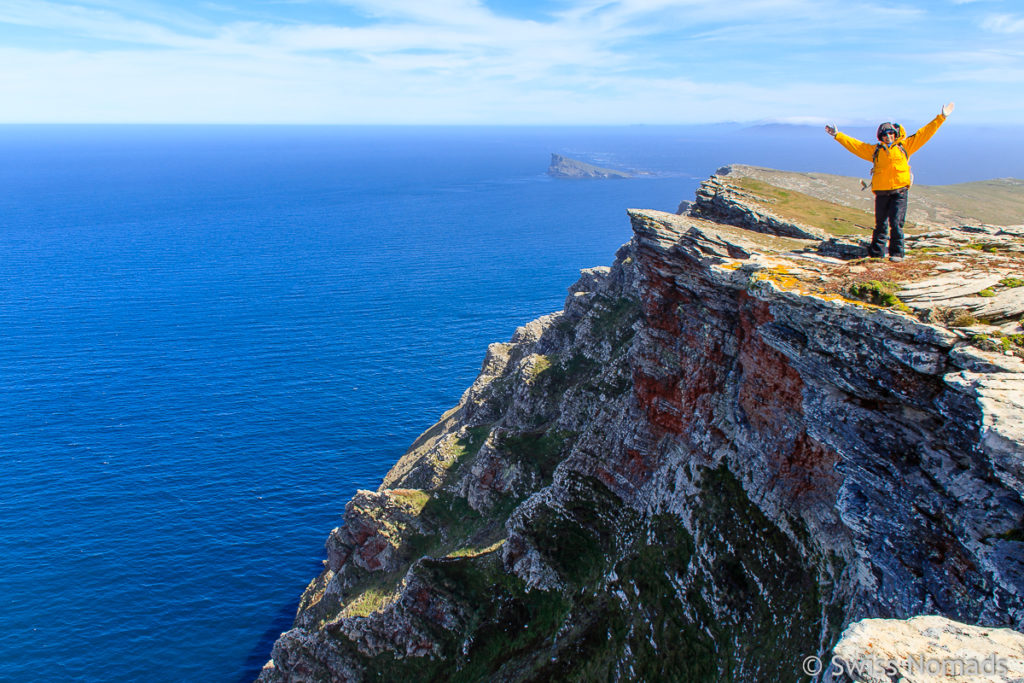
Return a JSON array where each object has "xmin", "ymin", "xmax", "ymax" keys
[
  {"xmin": 260, "ymin": 168, "xmax": 1024, "ymax": 682},
  {"xmin": 547, "ymin": 153, "xmax": 632, "ymax": 179}
]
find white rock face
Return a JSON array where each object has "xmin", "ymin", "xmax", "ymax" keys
[{"xmin": 825, "ymin": 615, "xmax": 1024, "ymax": 682}]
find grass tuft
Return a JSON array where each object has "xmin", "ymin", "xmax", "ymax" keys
[{"xmin": 847, "ymin": 280, "xmax": 911, "ymax": 312}]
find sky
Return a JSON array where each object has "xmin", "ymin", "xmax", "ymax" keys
[{"xmin": 0, "ymin": 0, "xmax": 1022, "ymax": 124}]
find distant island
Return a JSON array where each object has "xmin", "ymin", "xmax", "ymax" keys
[{"xmin": 547, "ymin": 153, "xmax": 632, "ymax": 179}]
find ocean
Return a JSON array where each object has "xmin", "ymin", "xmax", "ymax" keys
[{"xmin": 1, "ymin": 123, "xmax": 1021, "ymax": 682}]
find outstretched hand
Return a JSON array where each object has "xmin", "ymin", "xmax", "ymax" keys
[
  {"xmin": 824, "ymin": 124, "xmax": 837, "ymax": 137},
  {"xmin": 941, "ymin": 102, "xmax": 955, "ymax": 117}
]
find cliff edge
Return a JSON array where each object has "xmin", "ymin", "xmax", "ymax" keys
[{"xmin": 260, "ymin": 167, "xmax": 1024, "ymax": 682}]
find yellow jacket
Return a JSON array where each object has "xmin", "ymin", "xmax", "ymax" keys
[{"xmin": 834, "ymin": 113, "xmax": 947, "ymax": 192}]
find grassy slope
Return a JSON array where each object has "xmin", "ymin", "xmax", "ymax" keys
[{"xmin": 728, "ymin": 166, "xmax": 1024, "ymax": 227}]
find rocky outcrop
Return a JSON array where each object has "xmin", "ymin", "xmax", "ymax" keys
[
  {"xmin": 690, "ymin": 171, "xmax": 831, "ymax": 239},
  {"xmin": 825, "ymin": 615, "xmax": 1024, "ymax": 682},
  {"xmin": 547, "ymin": 153, "xmax": 632, "ymax": 179},
  {"xmin": 259, "ymin": 169, "xmax": 1024, "ymax": 682}
]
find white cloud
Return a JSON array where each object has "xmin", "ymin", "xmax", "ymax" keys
[
  {"xmin": 0, "ymin": 0, "xmax": 1023, "ymax": 123},
  {"xmin": 0, "ymin": 41, "xmax": 892, "ymax": 124},
  {"xmin": 981, "ymin": 13, "xmax": 1024, "ymax": 32},
  {"xmin": 0, "ymin": 0, "xmax": 213, "ymax": 48}
]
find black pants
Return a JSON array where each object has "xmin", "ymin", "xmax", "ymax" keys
[{"xmin": 870, "ymin": 188, "xmax": 908, "ymax": 258}]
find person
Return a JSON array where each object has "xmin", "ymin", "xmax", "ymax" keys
[{"xmin": 825, "ymin": 102, "xmax": 954, "ymax": 261}]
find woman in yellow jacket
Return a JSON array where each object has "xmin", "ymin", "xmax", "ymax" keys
[{"xmin": 825, "ymin": 102, "xmax": 954, "ymax": 261}]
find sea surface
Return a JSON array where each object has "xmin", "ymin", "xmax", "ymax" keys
[{"xmin": 2, "ymin": 124, "xmax": 1022, "ymax": 682}]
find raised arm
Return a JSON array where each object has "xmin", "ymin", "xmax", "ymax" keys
[
  {"xmin": 827, "ymin": 125, "xmax": 875, "ymax": 162},
  {"xmin": 905, "ymin": 102, "xmax": 954, "ymax": 155}
]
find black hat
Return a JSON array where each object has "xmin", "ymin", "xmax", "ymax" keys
[{"xmin": 876, "ymin": 122, "xmax": 898, "ymax": 140}]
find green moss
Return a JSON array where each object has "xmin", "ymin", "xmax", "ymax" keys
[
  {"xmin": 340, "ymin": 466, "xmax": 838, "ymax": 682},
  {"xmin": 525, "ymin": 355, "xmax": 553, "ymax": 384},
  {"xmin": 540, "ymin": 352, "xmax": 600, "ymax": 395},
  {"xmin": 995, "ymin": 334, "xmax": 1024, "ymax": 355},
  {"xmin": 523, "ymin": 514, "xmax": 711, "ymax": 682},
  {"xmin": 354, "ymin": 551, "xmax": 575, "ymax": 682},
  {"xmin": 404, "ymin": 489, "xmax": 520, "ymax": 570},
  {"xmin": 605, "ymin": 515, "xmax": 714, "ymax": 679},
  {"xmin": 518, "ymin": 472, "xmax": 638, "ymax": 586},
  {"xmin": 686, "ymin": 465, "xmax": 832, "ymax": 679},
  {"xmin": 527, "ymin": 355, "xmax": 558, "ymax": 396},
  {"xmin": 551, "ymin": 315, "xmax": 577, "ymax": 337},
  {"xmin": 434, "ymin": 557, "xmax": 573, "ymax": 681},
  {"xmin": 970, "ymin": 333, "xmax": 1024, "ymax": 354},
  {"xmin": 341, "ymin": 574, "xmax": 403, "ymax": 618},
  {"xmin": 1000, "ymin": 276, "xmax": 1024, "ymax": 288},
  {"xmin": 525, "ymin": 298, "xmax": 637, "ymax": 406},
  {"xmin": 418, "ymin": 491, "xmax": 484, "ymax": 542},
  {"xmin": 389, "ymin": 488, "xmax": 430, "ymax": 514},
  {"xmin": 847, "ymin": 280, "xmax": 912, "ymax": 312},
  {"xmin": 978, "ymin": 288, "xmax": 996, "ymax": 297},
  {"xmin": 447, "ymin": 424, "xmax": 491, "ymax": 473},
  {"xmin": 848, "ymin": 279, "xmax": 896, "ymax": 299},
  {"xmin": 497, "ymin": 429, "xmax": 574, "ymax": 485},
  {"xmin": 590, "ymin": 297, "xmax": 641, "ymax": 346},
  {"xmin": 537, "ymin": 467, "xmax": 834, "ymax": 681}
]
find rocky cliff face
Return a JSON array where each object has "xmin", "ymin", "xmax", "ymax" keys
[{"xmin": 259, "ymin": 168, "xmax": 1024, "ymax": 682}]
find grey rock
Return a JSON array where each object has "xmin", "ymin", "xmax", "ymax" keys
[
  {"xmin": 690, "ymin": 174, "xmax": 831, "ymax": 240},
  {"xmin": 950, "ymin": 344, "xmax": 1024, "ymax": 373},
  {"xmin": 259, "ymin": 167, "xmax": 1024, "ymax": 682},
  {"xmin": 975, "ymin": 287, "xmax": 1024, "ymax": 321},
  {"xmin": 818, "ymin": 237, "xmax": 868, "ymax": 260},
  {"xmin": 898, "ymin": 273, "xmax": 1007, "ymax": 306},
  {"xmin": 825, "ymin": 615, "xmax": 1024, "ymax": 682}
]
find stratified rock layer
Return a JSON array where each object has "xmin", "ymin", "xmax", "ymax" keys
[{"xmin": 260, "ymin": 169, "xmax": 1024, "ymax": 682}]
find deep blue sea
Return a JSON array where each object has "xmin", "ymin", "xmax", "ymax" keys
[{"xmin": 2, "ymin": 123, "xmax": 1022, "ymax": 682}]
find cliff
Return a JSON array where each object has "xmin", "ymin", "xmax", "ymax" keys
[
  {"xmin": 547, "ymin": 153, "xmax": 633, "ymax": 179},
  {"xmin": 260, "ymin": 166, "xmax": 1024, "ymax": 682}
]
